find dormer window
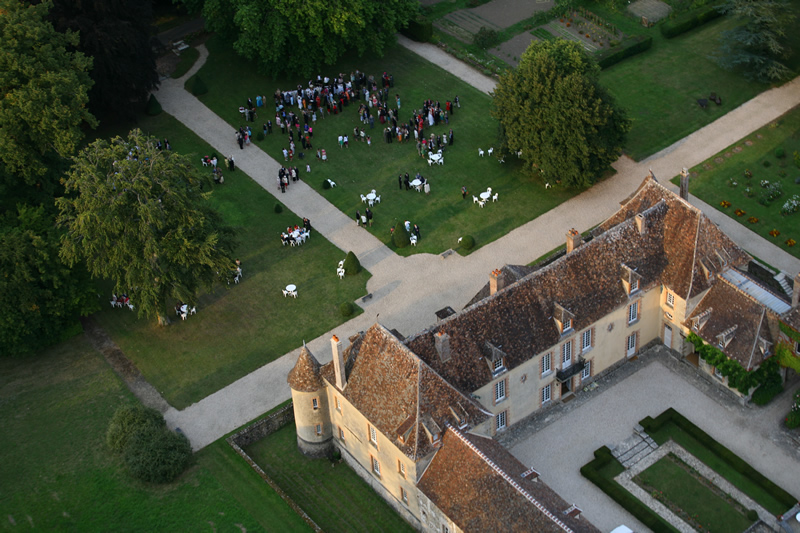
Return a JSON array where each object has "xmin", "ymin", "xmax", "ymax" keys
[
  {"xmin": 716, "ymin": 325, "xmax": 738, "ymax": 349},
  {"xmin": 485, "ymin": 342, "xmax": 508, "ymax": 375},
  {"xmin": 492, "ymin": 356, "xmax": 506, "ymax": 374},
  {"xmin": 758, "ymin": 337, "xmax": 772, "ymax": 356},
  {"xmin": 553, "ymin": 303, "xmax": 575, "ymax": 336},
  {"xmin": 630, "ymin": 279, "xmax": 639, "ymax": 293},
  {"xmin": 621, "ymin": 263, "xmax": 643, "ymax": 296},
  {"xmin": 692, "ymin": 308, "xmax": 712, "ymax": 331},
  {"xmin": 563, "ymin": 317, "xmax": 573, "ymax": 333}
]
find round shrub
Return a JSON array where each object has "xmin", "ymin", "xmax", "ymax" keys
[
  {"xmin": 473, "ymin": 27, "xmax": 500, "ymax": 49},
  {"xmin": 751, "ymin": 380, "xmax": 782, "ymax": 405},
  {"xmin": 107, "ymin": 404, "xmax": 165, "ymax": 452},
  {"xmin": 393, "ymin": 226, "xmax": 411, "ymax": 248},
  {"xmin": 460, "ymin": 235, "xmax": 475, "ymax": 251},
  {"xmin": 274, "ymin": 203, "xmax": 283, "ymax": 214},
  {"xmin": 256, "ymin": 131, "xmax": 265, "ymax": 142},
  {"xmin": 145, "ymin": 94, "xmax": 162, "ymax": 116},
  {"xmin": 340, "ymin": 302, "xmax": 354, "ymax": 317},
  {"xmin": 746, "ymin": 509, "xmax": 758, "ymax": 521},
  {"xmin": 762, "ymin": 160, "xmax": 771, "ymax": 168},
  {"xmin": 189, "ymin": 75, "xmax": 208, "ymax": 96},
  {"xmin": 322, "ymin": 179, "xmax": 331, "ymax": 190},
  {"xmin": 342, "ymin": 251, "xmax": 361, "ymax": 275},
  {"xmin": 124, "ymin": 427, "xmax": 193, "ymax": 484},
  {"xmin": 775, "ymin": 147, "xmax": 785, "ymax": 159}
]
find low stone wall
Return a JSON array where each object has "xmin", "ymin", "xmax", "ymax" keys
[{"xmin": 226, "ymin": 403, "xmax": 323, "ymax": 532}]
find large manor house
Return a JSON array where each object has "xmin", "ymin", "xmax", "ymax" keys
[{"xmin": 288, "ymin": 175, "xmax": 800, "ymax": 532}]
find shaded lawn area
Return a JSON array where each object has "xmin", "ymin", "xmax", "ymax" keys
[
  {"xmin": 647, "ymin": 423, "xmax": 790, "ymax": 515},
  {"xmin": 245, "ymin": 423, "xmax": 414, "ymax": 533},
  {"xmin": 91, "ymin": 112, "xmax": 369, "ymax": 409},
  {"xmin": 191, "ymin": 36, "xmax": 576, "ymax": 256},
  {"xmin": 670, "ymin": 104, "xmax": 800, "ymax": 260},
  {"xmin": 600, "ymin": 16, "xmax": 773, "ymax": 161},
  {"xmin": 634, "ymin": 455, "xmax": 754, "ymax": 532},
  {"xmin": 0, "ymin": 336, "xmax": 309, "ymax": 532}
]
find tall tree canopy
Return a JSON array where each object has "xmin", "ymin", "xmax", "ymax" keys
[
  {"xmin": 491, "ymin": 40, "xmax": 630, "ymax": 188},
  {"xmin": 42, "ymin": 0, "xmax": 160, "ymax": 118},
  {"xmin": 716, "ymin": 0, "xmax": 796, "ymax": 82},
  {"xmin": 0, "ymin": 0, "xmax": 96, "ymax": 185},
  {"xmin": 187, "ymin": 0, "xmax": 418, "ymax": 77},
  {"xmin": 57, "ymin": 129, "xmax": 238, "ymax": 324},
  {"xmin": 0, "ymin": 205, "xmax": 98, "ymax": 356}
]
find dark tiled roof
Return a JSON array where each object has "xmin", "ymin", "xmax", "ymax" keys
[
  {"xmin": 685, "ymin": 277, "xmax": 774, "ymax": 369},
  {"xmin": 465, "ymin": 264, "xmax": 537, "ymax": 309},
  {"xmin": 417, "ymin": 427, "xmax": 600, "ymax": 533},
  {"xmin": 320, "ymin": 324, "xmax": 488, "ymax": 460},
  {"xmin": 287, "ymin": 346, "xmax": 323, "ymax": 392},
  {"xmin": 405, "ymin": 177, "xmax": 750, "ymax": 394},
  {"xmin": 783, "ymin": 306, "xmax": 800, "ymax": 331}
]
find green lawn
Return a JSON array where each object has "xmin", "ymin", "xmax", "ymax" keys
[
  {"xmin": 635, "ymin": 454, "xmax": 754, "ymax": 532},
  {"xmin": 190, "ymin": 36, "xmax": 576, "ymax": 256},
  {"xmin": 0, "ymin": 336, "xmax": 309, "ymax": 532},
  {"xmin": 245, "ymin": 423, "xmax": 414, "ymax": 533},
  {"xmin": 90, "ymin": 112, "xmax": 369, "ymax": 409},
  {"xmin": 647, "ymin": 423, "xmax": 790, "ymax": 515},
  {"xmin": 670, "ymin": 104, "xmax": 800, "ymax": 260}
]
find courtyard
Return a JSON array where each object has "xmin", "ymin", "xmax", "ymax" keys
[{"xmin": 503, "ymin": 346, "xmax": 800, "ymax": 532}]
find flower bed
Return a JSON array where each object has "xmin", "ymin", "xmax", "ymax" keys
[
  {"xmin": 735, "ymin": 208, "xmax": 746, "ymax": 216},
  {"xmin": 748, "ymin": 216, "xmax": 758, "ymax": 223},
  {"xmin": 787, "ymin": 238, "xmax": 796, "ymax": 247},
  {"xmin": 769, "ymin": 229, "xmax": 781, "ymax": 237},
  {"xmin": 720, "ymin": 200, "xmax": 731, "ymax": 208}
]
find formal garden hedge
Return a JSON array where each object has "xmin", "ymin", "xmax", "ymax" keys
[
  {"xmin": 596, "ymin": 35, "xmax": 653, "ymax": 69},
  {"xmin": 639, "ymin": 408, "xmax": 797, "ymax": 510},
  {"xmin": 580, "ymin": 446, "xmax": 679, "ymax": 533},
  {"xmin": 660, "ymin": 4, "xmax": 723, "ymax": 39},
  {"xmin": 401, "ymin": 16, "xmax": 433, "ymax": 43}
]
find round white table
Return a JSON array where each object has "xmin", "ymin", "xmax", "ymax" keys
[
  {"xmin": 429, "ymin": 153, "xmax": 442, "ymax": 162},
  {"xmin": 286, "ymin": 284, "xmax": 296, "ymax": 292},
  {"xmin": 291, "ymin": 230, "xmax": 300, "ymax": 238},
  {"xmin": 480, "ymin": 191, "xmax": 491, "ymax": 200},
  {"xmin": 410, "ymin": 179, "xmax": 422, "ymax": 187},
  {"xmin": 366, "ymin": 193, "xmax": 376, "ymax": 201}
]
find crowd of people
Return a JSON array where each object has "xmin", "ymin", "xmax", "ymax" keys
[
  {"xmin": 277, "ymin": 166, "xmax": 301, "ymax": 193},
  {"xmin": 280, "ymin": 217, "xmax": 312, "ymax": 246}
]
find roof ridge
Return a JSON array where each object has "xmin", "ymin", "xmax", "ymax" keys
[
  {"xmin": 746, "ymin": 308, "xmax": 767, "ymax": 371},
  {"xmin": 445, "ymin": 425, "xmax": 575, "ymax": 533}
]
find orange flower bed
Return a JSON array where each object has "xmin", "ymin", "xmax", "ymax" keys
[
  {"xmin": 734, "ymin": 209, "xmax": 746, "ymax": 217},
  {"xmin": 720, "ymin": 200, "xmax": 731, "ymax": 208},
  {"xmin": 748, "ymin": 217, "xmax": 758, "ymax": 223},
  {"xmin": 769, "ymin": 229, "xmax": 780, "ymax": 237},
  {"xmin": 787, "ymin": 238, "xmax": 797, "ymax": 247}
]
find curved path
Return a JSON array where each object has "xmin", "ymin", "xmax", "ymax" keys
[{"xmin": 158, "ymin": 41, "xmax": 800, "ymax": 450}]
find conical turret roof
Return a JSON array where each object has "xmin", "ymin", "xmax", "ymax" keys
[{"xmin": 287, "ymin": 346, "xmax": 323, "ymax": 392}]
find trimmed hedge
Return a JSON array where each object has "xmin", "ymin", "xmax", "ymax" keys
[
  {"xmin": 393, "ymin": 226, "xmax": 411, "ymax": 248},
  {"xmin": 401, "ymin": 17, "xmax": 433, "ymax": 42},
  {"xmin": 460, "ymin": 235, "xmax": 475, "ymax": 251},
  {"xmin": 339, "ymin": 302, "xmax": 354, "ymax": 318},
  {"xmin": 124, "ymin": 427, "xmax": 193, "ymax": 484},
  {"xmin": 580, "ymin": 447, "xmax": 679, "ymax": 533},
  {"xmin": 106, "ymin": 404, "xmax": 165, "ymax": 452},
  {"xmin": 640, "ymin": 408, "xmax": 797, "ymax": 510},
  {"xmin": 188, "ymin": 75, "xmax": 208, "ymax": 96},
  {"xmin": 660, "ymin": 4, "xmax": 723, "ymax": 39},
  {"xmin": 342, "ymin": 251, "xmax": 361, "ymax": 275},
  {"xmin": 596, "ymin": 35, "xmax": 653, "ymax": 70}
]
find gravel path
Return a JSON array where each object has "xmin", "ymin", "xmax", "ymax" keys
[{"xmin": 148, "ymin": 41, "xmax": 800, "ymax": 451}]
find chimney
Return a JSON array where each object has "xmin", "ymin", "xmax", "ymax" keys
[
  {"xmin": 635, "ymin": 213, "xmax": 646, "ymax": 235},
  {"xmin": 793, "ymin": 272, "xmax": 800, "ymax": 308},
  {"xmin": 435, "ymin": 331, "xmax": 451, "ymax": 362},
  {"xmin": 331, "ymin": 335, "xmax": 346, "ymax": 390},
  {"xmin": 489, "ymin": 269, "xmax": 505, "ymax": 295},
  {"xmin": 680, "ymin": 167, "xmax": 690, "ymax": 201},
  {"xmin": 566, "ymin": 228, "xmax": 581, "ymax": 254}
]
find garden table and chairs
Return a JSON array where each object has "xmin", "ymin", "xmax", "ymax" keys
[{"xmin": 283, "ymin": 284, "xmax": 298, "ymax": 298}]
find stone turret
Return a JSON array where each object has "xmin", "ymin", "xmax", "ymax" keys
[{"xmin": 288, "ymin": 346, "xmax": 332, "ymax": 457}]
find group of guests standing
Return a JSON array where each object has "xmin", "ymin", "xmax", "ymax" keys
[{"xmin": 277, "ymin": 166, "xmax": 301, "ymax": 193}]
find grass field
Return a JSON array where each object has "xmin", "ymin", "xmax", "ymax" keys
[
  {"xmin": 670, "ymin": 105, "xmax": 800, "ymax": 260},
  {"xmin": 189, "ymin": 36, "xmax": 577, "ymax": 256},
  {"xmin": 634, "ymin": 454, "xmax": 754, "ymax": 532},
  {"xmin": 90, "ymin": 112, "xmax": 369, "ymax": 410},
  {"xmin": 245, "ymin": 423, "xmax": 414, "ymax": 533},
  {"xmin": 0, "ymin": 337, "xmax": 309, "ymax": 532}
]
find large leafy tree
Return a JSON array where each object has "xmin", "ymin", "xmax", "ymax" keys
[
  {"xmin": 0, "ymin": 205, "xmax": 98, "ymax": 356},
  {"xmin": 187, "ymin": 0, "xmax": 418, "ymax": 77},
  {"xmin": 491, "ymin": 40, "xmax": 630, "ymax": 188},
  {"xmin": 0, "ymin": 0, "xmax": 96, "ymax": 185},
  {"xmin": 42, "ymin": 0, "xmax": 160, "ymax": 119},
  {"xmin": 716, "ymin": 0, "xmax": 796, "ymax": 82},
  {"xmin": 57, "ymin": 129, "xmax": 238, "ymax": 325}
]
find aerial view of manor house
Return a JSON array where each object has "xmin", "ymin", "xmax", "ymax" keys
[{"xmin": 290, "ymin": 174, "xmax": 800, "ymax": 532}]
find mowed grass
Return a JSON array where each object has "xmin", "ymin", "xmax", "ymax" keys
[
  {"xmin": 671, "ymin": 104, "xmax": 800, "ymax": 259},
  {"xmin": 635, "ymin": 455, "xmax": 753, "ymax": 532},
  {"xmin": 0, "ymin": 336, "xmax": 309, "ymax": 532},
  {"xmin": 245, "ymin": 423, "xmax": 414, "ymax": 533},
  {"xmin": 599, "ymin": 16, "xmax": 772, "ymax": 161},
  {"xmin": 647, "ymin": 422, "xmax": 790, "ymax": 515},
  {"xmin": 91, "ymin": 112, "xmax": 369, "ymax": 409},
  {"xmin": 191, "ymin": 36, "xmax": 576, "ymax": 255}
]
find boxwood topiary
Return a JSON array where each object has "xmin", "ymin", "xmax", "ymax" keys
[
  {"xmin": 189, "ymin": 75, "xmax": 208, "ymax": 96},
  {"xmin": 393, "ymin": 226, "xmax": 411, "ymax": 248},
  {"xmin": 145, "ymin": 94, "xmax": 162, "ymax": 116},
  {"xmin": 460, "ymin": 235, "xmax": 475, "ymax": 251},
  {"xmin": 106, "ymin": 404, "xmax": 165, "ymax": 453},
  {"xmin": 256, "ymin": 131, "xmax": 265, "ymax": 142},
  {"xmin": 322, "ymin": 179, "xmax": 331, "ymax": 189},
  {"xmin": 123, "ymin": 427, "xmax": 193, "ymax": 484},
  {"xmin": 343, "ymin": 251, "xmax": 361, "ymax": 275},
  {"xmin": 340, "ymin": 302, "xmax": 354, "ymax": 317},
  {"xmin": 274, "ymin": 203, "xmax": 283, "ymax": 214}
]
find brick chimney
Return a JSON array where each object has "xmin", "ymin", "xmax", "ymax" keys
[
  {"xmin": 679, "ymin": 168, "xmax": 690, "ymax": 201},
  {"xmin": 331, "ymin": 335, "xmax": 346, "ymax": 390},
  {"xmin": 793, "ymin": 272, "xmax": 800, "ymax": 308},
  {"xmin": 434, "ymin": 331, "xmax": 451, "ymax": 362},
  {"xmin": 566, "ymin": 228, "xmax": 581, "ymax": 254},
  {"xmin": 489, "ymin": 269, "xmax": 505, "ymax": 295}
]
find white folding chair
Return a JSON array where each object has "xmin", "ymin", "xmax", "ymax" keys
[
  {"xmin": 201, "ymin": 158, "xmax": 208, "ymax": 166},
  {"xmin": 427, "ymin": 158, "xmax": 433, "ymax": 167},
  {"xmin": 368, "ymin": 199, "xmax": 374, "ymax": 207},
  {"xmin": 371, "ymin": 189, "xmax": 376, "ymax": 194},
  {"xmin": 361, "ymin": 194, "xmax": 367, "ymax": 203},
  {"xmin": 128, "ymin": 303, "xmax": 135, "ymax": 311},
  {"xmin": 337, "ymin": 269, "xmax": 345, "ymax": 279},
  {"xmin": 479, "ymin": 200, "xmax": 486, "ymax": 208},
  {"xmin": 478, "ymin": 149, "xmax": 484, "ymax": 157},
  {"xmin": 488, "ymin": 147, "xmax": 494, "ymax": 156},
  {"xmin": 328, "ymin": 179, "xmax": 336, "ymax": 187},
  {"xmin": 410, "ymin": 237, "xmax": 417, "ymax": 246},
  {"xmin": 290, "ymin": 290, "xmax": 298, "ymax": 298},
  {"xmin": 181, "ymin": 312, "xmax": 188, "ymax": 321},
  {"xmin": 338, "ymin": 260, "xmax": 345, "ymax": 268},
  {"xmin": 190, "ymin": 306, "xmax": 197, "ymax": 315},
  {"xmin": 282, "ymin": 289, "xmax": 289, "ymax": 297},
  {"xmin": 375, "ymin": 195, "xmax": 381, "ymax": 204},
  {"xmin": 473, "ymin": 196, "xmax": 479, "ymax": 204},
  {"xmin": 492, "ymin": 193, "xmax": 498, "ymax": 202},
  {"xmin": 110, "ymin": 300, "xmax": 117, "ymax": 308},
  {"xmin": 437, "ymin": 157, "xmax": 443, "ymax": 165}
]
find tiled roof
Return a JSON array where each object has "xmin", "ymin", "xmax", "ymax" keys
[
  {"xmin": 319, "ymin": 324, "xmax": 489, "ymax": 460},
  {"xmin": 287, "ymin": 346, "xmax": 323, "ymax": 392},
  {"xmin": 684, "ymin": 277, "xmax": 774, "ymax": 370},
  {"xmin": 417, "ymin": 427, "xmax": 600, "ymax": 533},
  {"xmin": 783, "ymin": 306, "xmax": 800, "ymax": 331},
  {"xmin": 465, "ymin": 264, "xmax": 537, "ymax": 309},
  {"xmin": 405, "ymin": 176, "xmax": 750, "ymax": 394}
]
